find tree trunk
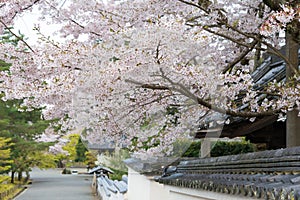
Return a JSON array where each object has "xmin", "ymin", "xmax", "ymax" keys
[
  {"xmin": 286, "ymin": 33, "xmax": 300, "ymax": 147},
  {"xmin": 25, "ymin": 170, "xmax": 30, "ymax": 183},
  {"xmin": 18, "ymin": 171, "xmax": 23, "ymax": 181},
  {"xmin": 11, "ymin": 171, "xmax": 15, "ymax": 184}
]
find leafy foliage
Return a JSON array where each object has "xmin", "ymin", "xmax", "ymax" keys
[
  {"xmin": 84, "ymin": 151, "xmax": 97, "ymax": 170},
  {"xmin": 0, "ymin": 60, "xmax": 11, "ymax": 72},
  {"xmin": 0, "ymin": 137, "xmax": 12, "ymax": 187},
  {"xmin": 109, "ymin": 168, "xmax": 127, "ymax": 181},
  {"xmin": 102, "ymin": 149, "xmax": 130, "ymax": 181},
  {"xmin": 75, "ymin": 137, "xmax": 87, "ymax": 162},
  {"xmin": 104, "ymin": 149, "xmax": 130, "ymax": 172},
  {"xmin": 211, "ymin": 140, "xmax": 256, "ymax": 157},
  {"xmin": 182, "ymin": 139, "xmax": 256, "ymax": 157},
  {"xmin": 0, "ymin": 97, "xmax": 52, "ymax": 183},
  {"xmin": 62, "ymin": 134, "xmax": 80, "ymax": 163},
  {"xmin": 182, "ymin": 141, "xmax": 202, "ymax": 157},
  {"xmin": 0, "ymin": 137, "xmax": 12, "ymax": 174},
  {"xmin": 0, "ymin": 27, "xmax": 26, "ymax": 46}
]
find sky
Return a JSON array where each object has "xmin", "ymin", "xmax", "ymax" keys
[{"xmin": 13, "ymin": 5, "xmax": 62, "ymax": 46}]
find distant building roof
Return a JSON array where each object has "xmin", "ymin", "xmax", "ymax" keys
[
  {"xmin": 89, "ymin": 165, "xmax": 114, "ymax": 174},
  {"xmin": 87, "ymin": 143, "xmax": 115, "ymax": 153},
  {"xmin": 157, "ymin": 146, "xmax": 300, "ymax": 199}
]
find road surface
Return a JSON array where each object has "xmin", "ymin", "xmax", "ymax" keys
[{"xmin": 15, "ymin": 168, "xmax": 97, "ymax": 200}]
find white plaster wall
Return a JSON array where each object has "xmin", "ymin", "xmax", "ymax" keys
[
  {"xmin": 127, "ymin": 167, "xmax": 170, "ymax": 200},
  {"xmin": 166, "ymin": 186, "xmax": 255, "ymax": 200},
  {"xmin": 127, "ymin": 167, "xmax": 256, "ymax": 200},
  {"xmin": 127, "ymin": 167, "xmax": 151, "ymax": 200},
  {"xmin": 149, "ymin": 178, "xmax": 169, "ymax": 200}
]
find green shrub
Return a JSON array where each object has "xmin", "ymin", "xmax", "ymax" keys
[
  {"xmin": 211, "ymin": 140, "xmax": 256, "ymax": 157},
  {"xmin": 182, "ymin": 141, "xmax": 201, "ymax": 157},
  {"xmin": 61, "ymin": 168, "xmax": 71, "ymax": 174},
  {"xmin": 182, "ymin": 139, "xmax": 256, "ymax": 157},
  {"xmin": 106, "ymin": 168, "xmax": 127, "ymax": 181},
  {"xmin": 172, "ymin": 138, "xmax": 193, "ymax": 157}
]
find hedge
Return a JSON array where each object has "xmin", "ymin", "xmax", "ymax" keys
[{"xmin": 182, "ymin": 139, "xmax": 256, "ymax": 157}]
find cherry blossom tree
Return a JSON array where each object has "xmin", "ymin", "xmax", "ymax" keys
[{"xmin": 0, "ymin": 0, "xmax": 299, "ymax": 157}]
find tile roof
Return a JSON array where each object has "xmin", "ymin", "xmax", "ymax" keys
[
  {"xmin": 89, "ymin": 165, "xmax": 114, "ymax": 174},
  {"xmin": 124, "ymin": 157, "xmax": 195, "ymax": 175},
  {"xmin": 157, "ymin": 146, "xmax": 300, "ymax": 199},
  {"xmin": 197, "ymin": 50, "xmax": 300, "ymax": 140},
  {"xmin": 96, "ymin": 174, "xmax": 128, "ymax": 199}
]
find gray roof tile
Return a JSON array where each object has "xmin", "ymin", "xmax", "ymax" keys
[
  {"xmin": 157, "ymin": 147, "xmax": 300, "ymax": 199},
  {"xmin": 198, "ymin": 50, "xmax": 300, "ymax": 134},
  {"xmin": 97, "ymin": 174, "xmax": 128, "ymax": 198}
]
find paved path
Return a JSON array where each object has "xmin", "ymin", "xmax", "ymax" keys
[{"xmin": 15, "ymin": 168, "xmax": 97, "ymax": 200}]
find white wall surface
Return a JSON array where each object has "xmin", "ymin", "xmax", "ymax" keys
[{"xmin": 127, "ymin": 167, "xmax": 255, "ymax": 200}]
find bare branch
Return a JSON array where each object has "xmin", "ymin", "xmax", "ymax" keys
[
  {"xmin": 202, "ymin": 26, "xmax": 253, "ymax": 49},
  {"xmin": 8, "ymin": 0, "xmax": 41, "ymax": 21},
  {"xmin": 257, "ymin": 91, "xmax": 281, "ymax": 97},
  {"xmin": 0, "ymin": 20, "xmax": 35, "ymax": 53},
  {"xmin": 263, "ymin": 42, "xmax": 299, "ymax": 75},
  {"xmin": 33, "ymin": 26, "xmax": 61, "ymax": 49},
  {"xmin": 223, "ymin": 39, "xmax": 259, "ymax": 73},
  {"xmin": 68, "ymin": 18, "xmax": 102, "ymax": 37},
  {"xmin": 44, "ymin": 1, "xmax": 102, "ymax": 38},
  {"xmin": 155, "ymin": 40, "xmax": 162, "ymax": 64},
  {"xmin": 178, "ymin": 0, "xmax": 209, "ymax": 14},
  {"xmin": 126, "ymin": 75, "xmax": 279, "ymax": 118},
  {"xmin": 126, "ymin": 79, "xmax": 169, "ymax": 90}
]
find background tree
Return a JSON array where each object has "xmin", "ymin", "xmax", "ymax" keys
[
  {"xmin": 84, "ymin": 151, "xmax": 97, "ymax": 170},
  {"xmin": 0, "ymin": 137, "xmax": 12, "ymax": 185},
  {"xmin": 0, "ymin": 97, "xmax": 52, "ymax": 183},
  {"xmin": 75, "ymin": 137, "xmax": 87, "ymax": 162}
]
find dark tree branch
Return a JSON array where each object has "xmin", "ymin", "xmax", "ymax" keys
[
  {"xmin": 222, "ymin": 39, "xmax": 259, "ymax": 73},
  {"xmin": 125, "ymin": 73, "xmax": 279, "ymax": 118},
  {"xmin": 126, "ymin": 79, "xmax": 169, "ymax": 90},
  {"xmin": 263, "ymin": 41, "xmax": 299, "ymax": 75},
  {"xmin": 9, "ymin": 0, "xmax": 41, "ymax": 22},
  {"xmin": 0, "ymin": 20, "xmax": 35, "ymax": 53},
  {"xmin": 68, "ymin": 19, "xmax": 102, "ymax": 37},
  {"xmin": 202, "ymin": 26, "xmax": 254, "ymax": 49},
  {"xmin": 178, "ymin": 0, "xmax": 299, "ymax": 75},
  {"xmin": 155, "ymin": 40, "xmax": 163, "ymax": 64},
  {"xmin": 263, "ymin": 0, "xmax": 285, "ymax": 11},
  {"xmin": 44, "ymin": 1, "xmax": 102, "ymax": 38},
  {"xmin": 178, "ymin": 0, "xmax": 209, "ymax": 14},
  {"xmin": 257, "ymin": 91, "xmax": 281, "ymax": 97}
]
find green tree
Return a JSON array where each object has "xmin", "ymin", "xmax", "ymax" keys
[
  {"xmin": 0, "ymin": 137, "xmax": 12, "ymax": 185},
  {"xmin": 54, "ymin": 134, "xmax": 86, "ymax": 167},
  {"xmin": 75, "ymin": 137, "xmax": 87, "ymax": 162},
  {"xmin": 0, "ymin": 98, "xmax": 52, "ymax": 183},
  {"xmin": 84, "ymin": 151, "xmax": 97, "ymax": 170},
  {"xmin": 0, "ymin": 27, "xmax": 26, "ymax": 46},
  {"xmin": 0, "ymin": 28, "xmax": 55, "ymax": 183},
  {"xmin": 62, "ymin": 134, "xmax": 80, "ymax": 164}
]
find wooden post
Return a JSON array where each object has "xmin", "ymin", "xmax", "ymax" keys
[
  {"xmin": 286, "ymin": 33, "xmax": 300, "ymax": 147},
  {"xmin": 200, "ymin": 138, "xmax": 211, "ymax": 158},
  {"xmin": 92, "ymin": 172, "xmax": 97, "ymax": 194}
]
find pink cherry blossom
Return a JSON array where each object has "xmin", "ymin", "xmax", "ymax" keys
[{"xmin": 0, "ymin": 0, "xmax": 299, "ymax": 156}]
